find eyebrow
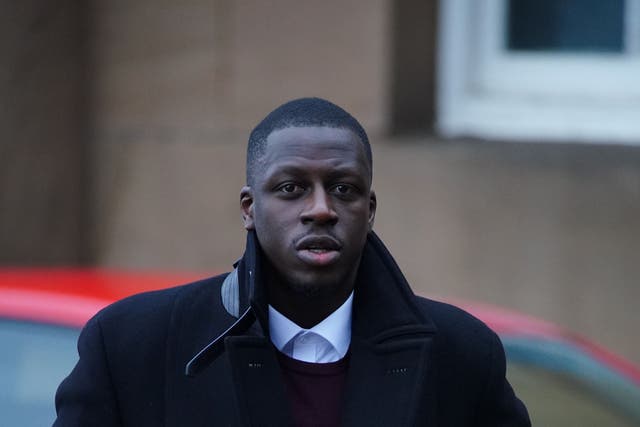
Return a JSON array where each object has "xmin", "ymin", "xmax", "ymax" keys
[
  {"xmin": 267, "ymin": 163, "xmax": 367, "ymax": 179},
  {"xmin": 261, "ymin": 163, "xmax": 371, "ymax": 190}
]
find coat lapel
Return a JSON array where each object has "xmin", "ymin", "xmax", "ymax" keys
[
  {"xmin": 165, "ymin": 233, "xmax": 290, "ymax": 427},
  {"xmin": 225, "ymin": 336, "xmax": 292, "ymax": 426},
  {"xmin": 340, "ymin": 233, "xmax": 439, "ymax": 426},
  {"xmin": 341, "ymin": 328, "xmax": 436, "ymax": 426},
  {"xmin": 219, "ymin": 234, "xmax": 291, "ymax": 426}
]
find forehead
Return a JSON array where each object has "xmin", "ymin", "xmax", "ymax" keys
[{"xmin": 260, "ymin": 126, "xmax": 371, "ymax": 179}]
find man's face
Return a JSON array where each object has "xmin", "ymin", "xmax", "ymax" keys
[{"xmin": 241, "ymin": 126, "xmax": 376, "ymax": 297}]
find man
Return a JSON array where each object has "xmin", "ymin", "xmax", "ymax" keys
[{"xmin": 54, "ymin": 98, "xmax": 530, "ymax": 426}]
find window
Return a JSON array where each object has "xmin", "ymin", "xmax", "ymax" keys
[
  {"xmin": 0, "ymin": 319, "xmax": 79, "ymax": 427},
  {"xmin": 437, "ymin": 0, "xmax": 640, "ymax": 143}
]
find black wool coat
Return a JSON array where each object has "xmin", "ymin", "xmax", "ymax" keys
[{"xmin": 54, "ymin": 232, "xmax": 531, "ymax": 426}]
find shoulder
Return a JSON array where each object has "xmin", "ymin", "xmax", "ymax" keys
[
  {"xmin": 415, "ymin": 296, "xmax": 494, "ymax": 335},
  {"xmin": 90, "ymin": 273, "xmax": 229, "ymax": 335},
  {"xmin": 413, "ymin": 296, "xmax": 502, "ymax": 365},
  {"xmin": 411, "ymin": 296, "xmax": 531, "ymax": 425},
  {"xmin": 75, "ymin": 273, "xmax": 232, "ymax": 375}
]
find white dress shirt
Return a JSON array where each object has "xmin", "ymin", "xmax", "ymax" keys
[{"xmin": 268, "ymin": 292, "xmax": 353, "ymax": 363}]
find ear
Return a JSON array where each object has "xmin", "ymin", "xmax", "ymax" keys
[
  {"xmin": 368, "ymin": 190, "xmax": 377, "ymax": 231},
  {"xmin": 240, "ymin": 186, "xmax": 255, "ymax": 230}
]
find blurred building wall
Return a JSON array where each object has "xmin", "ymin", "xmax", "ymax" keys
[
  {"xmin": 0, "ymin": 1, "xmax": 88, "ymax": 265},
  {"xmin": 373, "ymin": 140, "xmax": 640, "ymax": 367},
  {"xmin": 88, "ymin": 0, "xmax": 390, "ymax": 269},
  {"xmin": 2, "ymin": 1, "xmax": 639, "ymax": 364}
]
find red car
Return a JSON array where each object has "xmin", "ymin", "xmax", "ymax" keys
[{"xmin": 1, "ymin": 269, "xmax": 639, "ymax": 426}]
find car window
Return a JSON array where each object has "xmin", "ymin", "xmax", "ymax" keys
[
  {"xmin": 0, "ymin": 319, "xmax": 79, "ymax": 427},
  {"xmin": 508, "ymin": 362, "xmax": 639, "ymax": 427}
]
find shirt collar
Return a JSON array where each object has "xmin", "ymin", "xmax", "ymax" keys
[{"xmin": 268, "ymin": 291, "xmax": 353, "ymax": 358}]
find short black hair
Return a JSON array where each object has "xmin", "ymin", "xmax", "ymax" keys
[{"xmin": 246, "ymin": 97, "xmax": 372, "ymax": 185}]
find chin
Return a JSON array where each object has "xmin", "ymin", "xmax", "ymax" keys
[{"xmin": 284, "ymin": 274, "xmax": 343, "ymax": 299}]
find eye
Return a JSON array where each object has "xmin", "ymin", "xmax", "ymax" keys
[
  {"xmin": 276, "ymin": 182, "xmax": 304, "ymax": 194},
  {"xmin": 330, "ymin": 183, "xmax": 357, "ymax": 197},
  {"xmin": 334, "ymin": 184, "xmax": 351, "ymax": 194}
]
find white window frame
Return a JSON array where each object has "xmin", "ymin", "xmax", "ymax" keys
[{"xmin": 437, "ymin": 0, "xmax": 640, "ymax": 144}]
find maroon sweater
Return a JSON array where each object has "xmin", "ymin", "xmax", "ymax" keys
[{"xmin": 277, "ymin": 352, "xmax": 350, "ymax": 427}]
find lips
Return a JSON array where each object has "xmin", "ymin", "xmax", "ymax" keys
[
  {"xmin": 295, "ymin": 235, "xmax": 342, "ymax": 251},
  {"xmin": 295, "ymin": 235, "xmax": 342, "ymax": 266}
]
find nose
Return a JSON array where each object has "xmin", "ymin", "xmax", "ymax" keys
[{"xmin": 300, "ymin": 187, "xmax": 338, "ymax": 225}]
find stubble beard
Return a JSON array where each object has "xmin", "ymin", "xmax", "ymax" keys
[
  {"xmin": 275, "ymin": 268, "xmax": 343, "ymax": 299},
  {"xmin": 265, "ymin": 256, "xmax": 356, "ymax": 303}
]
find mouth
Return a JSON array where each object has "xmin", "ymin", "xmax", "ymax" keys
[{"xmin": 295, "ymin": 235, "xmax": 342, "ymax": 266}]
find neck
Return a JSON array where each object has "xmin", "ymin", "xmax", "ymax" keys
[{"xmin": 266, "ymin": 277, "xmax": 354, "ymax": 329}]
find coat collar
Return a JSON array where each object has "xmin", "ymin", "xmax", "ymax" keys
[
  {"xmin": 179, "ymin": 230, "xmax": 439, "ymax": 426},
  {"xmin": 231, "ymin": 230, "xmax": 437, "ymax": 336}
]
